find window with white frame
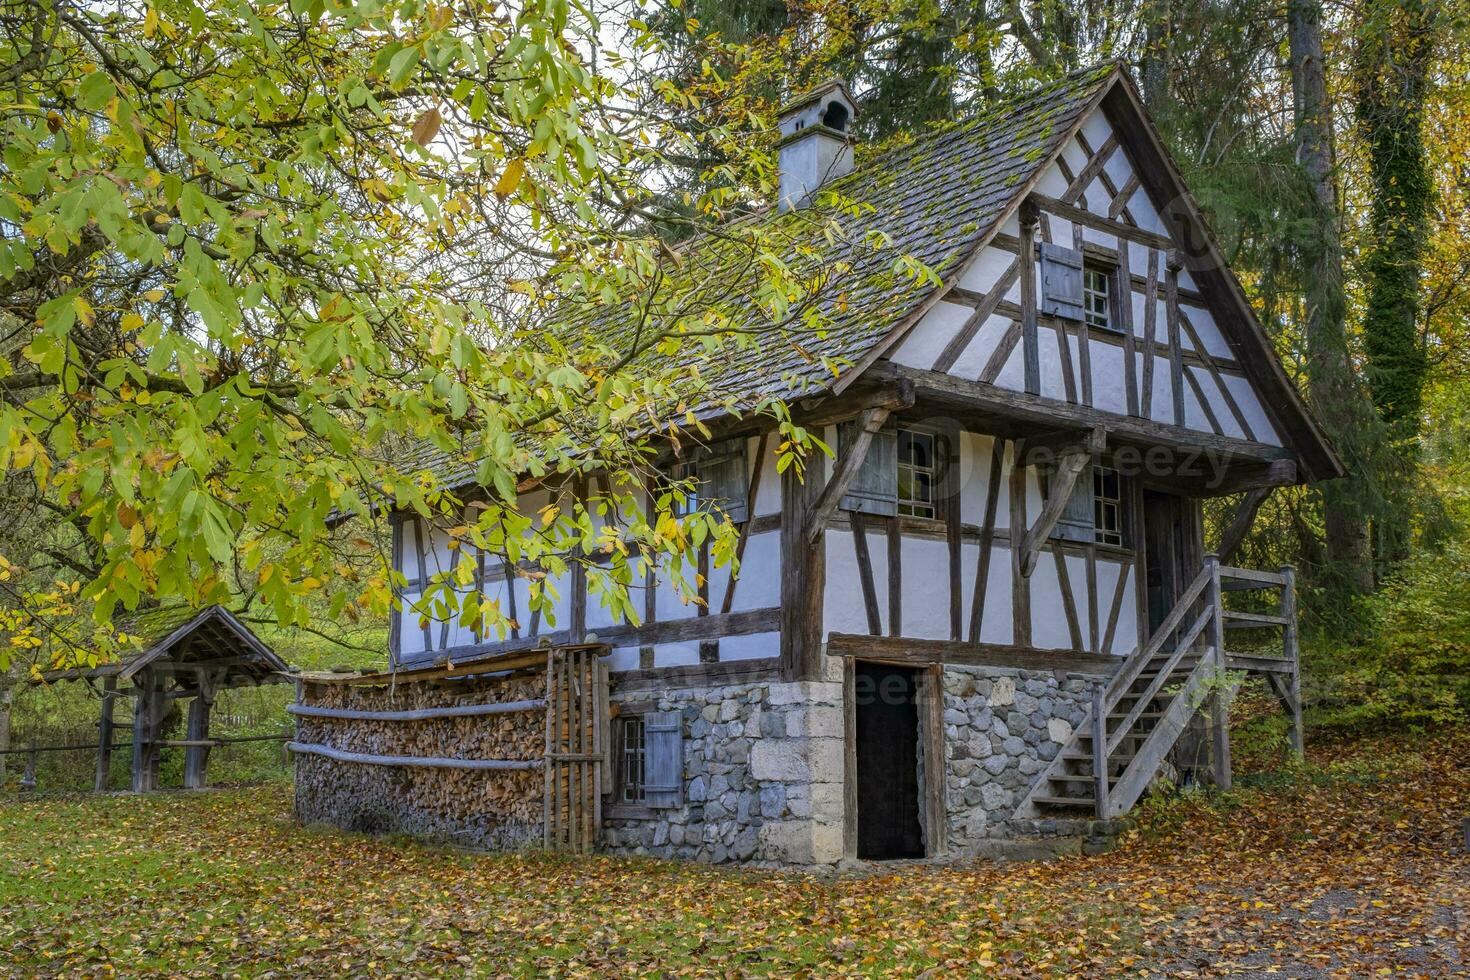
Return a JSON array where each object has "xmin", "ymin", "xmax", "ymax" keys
[
  {"xmin": 668, "ymin": 458, "xmax": 699, "ymax": 517},
  {"xmin": 1083, "ymin": 265, "xmax": 1112, "ymax": 331},
  {"xmin": 615, "ymin": 715, "xmax": 646, "ymax": 804},
  {"xmin": 896, "ymin": 428, "xmax": 937, "ymax": 519},
  {"xmin": 1093, "ymin": 465, "xmax": 1123, "ymax": 546}
]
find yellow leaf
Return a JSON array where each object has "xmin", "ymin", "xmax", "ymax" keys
[
  {"xmin": 495, "ymin": 158, "xmax": 524, "ymax": 199},
  {"xmin": 121, "ymin": 312, "xmax": 144, "ymax": 331}
]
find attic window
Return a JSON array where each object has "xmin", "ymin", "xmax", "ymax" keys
[
  {"xmin": 1083, "ymin": 265, "xmax": 1113, "ymax": 331},
  {"xmin": 896, "ymin": 429, "xmax": 937, "ymax": 519},
  {"xmin": 822, "ymin": 101, "xmax": 849, "ymax": 132}
]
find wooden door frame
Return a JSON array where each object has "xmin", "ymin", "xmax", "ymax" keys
[{"xmin": 842, "ymin": 658, "xmax": 948, "ymax": 860}]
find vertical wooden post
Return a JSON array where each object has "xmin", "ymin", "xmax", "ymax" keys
[
  {"xmin": 542, "ymin": 649, "xmax": 555, "ymax": 849},
  {"xmin": 1166, "ymin": 252, "xmax": 1186, "ymax": 426},
  {"xmin": 1019, "ymin": 200, "xmax": 1041, "ymax": 396},
  {"xmin": 95, "ymin": 676, "xmax": 117, "ymax": 792},
  {"xmin": 1091, "ymin": 682, "xmax": 1110, "ymax": 818},
  {"xmin": 779, "ymin": 453, "xmax": 826, "ymax": 681},
  {"xmin": 1280, "ymin": 564, "xmax": 1304, "ymax": 759},
  {"xmin": 184, "ymin": 673, "xmax": 216, "ymax": 790},
  {"xmin": 1204, "ymin": 553, "xmax": 1231, "ymax": 791},
  {"xmin": 131, "ymin": 674, "xmax": 153, "ymax": 793}
]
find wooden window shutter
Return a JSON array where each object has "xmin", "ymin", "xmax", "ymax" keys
[
  {"xmin": 701, "ymin": 438, "xmax": 749, "ymax": 524},
  {"xmin": 643, "ymin": 711, "xmax": 683, "ymax": 808},
  {"xmin": 838, "ymin": 419, "xmax": 899, "ymax": 517},
  {"xmin": 1039, "ymin": 242, "xmax": 1085, "ymax": 321},
  {"xmin": 1052, "ymin": 462, "xmax": 1095, "ymax": 543}
]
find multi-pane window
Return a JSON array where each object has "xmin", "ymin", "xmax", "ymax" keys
[
  {"xmin": 668, "ymin": 459, "xmax": 699, "ymax": 517},
  {"xmin": 1083, "ymin": 266, "xmax": 1112, "ymax": 331},
  {"xmin": 896, "ymin": 429, "xmax": 937, "ymax": 519},
  {"xmin": 616, "ymin": 716, "xmax": 646, "ymax": 804},
  {"xmin": 1093, "ymin": 465, "xmax": 1123, "ymax": 547}
]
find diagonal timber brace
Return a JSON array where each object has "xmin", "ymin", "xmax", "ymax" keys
[
  {"xmin": 1018, "ymin": 426, "xmax": 1105, "ymax": 577},
  {"xmin": 806, "ymin": 406, "xmax": 893, "ymax": 544},
  {"xmin": 1213, "ymin": 485, "xmax": 1274, "ymax": 563}
]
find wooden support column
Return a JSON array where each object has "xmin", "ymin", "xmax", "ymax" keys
[
  {"xmin": 1166, "ymin": 252, "xmax": 1186, "ymax": 426},
  {"xmin": 184, "ymin": 672, "xmax": 217, "ymax": 790},
  {"xmin": 1009, "ymin": 440, "xmax": 1032, "ymax": 648},
  {"xmin": 131, "ymin": 670, "xmax": 161, "ymax": 793},
  {"xmin": 569, "ymin": 478, "xmax": 588, "ymax": 645},
  {"xmin": 95, "ymin": 676, "xmax": 117, "ymax": 792},
  {"xmin": 1204, "ymin": 554, "xmax": 1232, "ymax": 791},
  {"xmin": 1019, "ymin": 200, "xmax": 1041, "ymax": 395},
  {"xmin": 1280, "ymin": 565, "xmax": 1303, "ymax": 759},
  {"xmin": 780, "ymin": 454, "xmax": 827, "ymax": 681}
]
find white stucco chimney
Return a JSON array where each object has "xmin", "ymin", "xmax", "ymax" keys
[{"xmin": 776, "ymin": 80, "xmax": 859, "ymax": 211}]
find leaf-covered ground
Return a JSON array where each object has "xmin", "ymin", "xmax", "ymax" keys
[{"xmin": 2, "ymin": 729, "xmax": 1465, "ymax": 977}]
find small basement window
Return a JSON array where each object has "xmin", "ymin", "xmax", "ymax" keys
[
  {"xmin": 896, "ymin": 429, "xmax": 937, "ymax": 519},
  {"xmin": 615, "ymin": 715, "xmax": 646, "ymax": 804},
  {"xmin": 1083, "ymin": 265, "xmax": 1113, "ymax": 331},
  {"xmin": 1093, "ymin": 465, "xmax": 1123, "ymax": 547}
]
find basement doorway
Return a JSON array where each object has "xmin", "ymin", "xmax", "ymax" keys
[{"xmin": 854, "ymin": 661, "xmax": 925, "ymax": 860}]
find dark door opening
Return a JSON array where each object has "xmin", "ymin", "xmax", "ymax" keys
[
  {"xmin": 854, "ymin": 661, "xmax": 924, "ymax": 860},
  {"xmin": 1142, "ymin": 490, "xmax": 1201, "ymax": 635}
]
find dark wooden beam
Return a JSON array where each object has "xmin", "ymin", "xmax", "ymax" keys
[
  {"xmin": 780, "ymin": 457, "xmax": 826, "ymax": 681},
  {"xmin": 794, "ymin": 377, "xmax": 915, "ymax": 428},
  {"xmin": 826, "ymin": 633, "xmax": 1120, "ymax": 676},
  {"xmin": 1029, "ymin": 191, "xmax": 1173, "ymax": 251},
  {"xmin": 868, "ymin": 361, "xmax": 1295, "ymax": 469},
  {"xmin": 806, "ymin": 406, "xmax": 893, "ymax": 544},
  {"xmin": 1019, "ymin": 200, "xmax": 1041, "ymax": 395},
  {"xmin": 1214, "ymin": 486, "xmax": 1274, "ymax": 563},
  {"xmin": 1018, "ymin": 426, "xmax": 1103, "ymax": 577}
]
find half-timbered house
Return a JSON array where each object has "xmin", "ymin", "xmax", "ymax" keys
[{"xmin": 292, "ymin": 63, "xmax": 1339, "ymax": 864}]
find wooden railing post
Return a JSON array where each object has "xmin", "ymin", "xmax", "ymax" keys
[
  {"xmin": 95, "ymin": 676, "xmax": 117, "ymax": 792},
  {"xmin": 1204, "ymin": 553, "xmax": 1231, "ymax": 791},
  {"xmin": 1091, "ymin": 682, "xmax": 1109, "ymax": 819},
  {"xmin": 1280, "ymin": 564, "xmax": 1303, "ymax": 759}
]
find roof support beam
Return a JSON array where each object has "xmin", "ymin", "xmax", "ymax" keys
[
  {"xmin": 869, "ymin": 361, "xmax": 1294, "ymax": 469},
  {"xmin": 1028, "ymin": 191, "xmax": 1173, "ymax": 251},
  {"xmin": 1213, "ymin": 486, "xmax": 1275, "ymax": 564},
  {"xmin": 806, "ymin": 406, "xmax": 892, "ymax": 545},
  {"xmin": 1018, "ymin": 426, "xmax": 1104, "ymax": 577}
]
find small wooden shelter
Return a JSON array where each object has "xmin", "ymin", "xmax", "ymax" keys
[{"xmin": 37, "ymin": 605, "xmax": 290, "ymax": 792}]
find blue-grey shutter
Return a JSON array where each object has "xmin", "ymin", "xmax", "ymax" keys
[
  {"xmin": 643, "ymin": 711, "xmax": 683, "ymax": 808},
  {"xmin": 1039, "ymin": 243, "xmax": 1085, "ymax": 320},
  {"xmin": 838, "ymin": 420, "xmax": 898, "ymax": 517},
  {"xmin": 702, "ymin": 438, "xmax": 749, "ymax": 524},
  {"xmin": 1052, "ymin": 462, "xmax": 1095, "ymax": 543}
]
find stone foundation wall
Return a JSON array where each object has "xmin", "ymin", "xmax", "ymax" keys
[
  {"xmin": 939, "ymin": 666, "xmax": 1101, "ymax": 852},
  {"xmin": 601, "ymin": 680, "xmax": 845, "ymax": 866}
]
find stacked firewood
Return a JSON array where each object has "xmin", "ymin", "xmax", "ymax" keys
[{"xmin": 294, "ymin": 673, "xmax": 545, "ymax": 848}]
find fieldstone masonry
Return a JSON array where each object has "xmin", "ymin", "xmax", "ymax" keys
[
  {"xmin": 940, "ymin": 665, "xmax": 1100, "ymax": 852},
  {"xmin": 601, "ymin": 680, "xmax": 846, "ymax": 865},
  {"xmin": 602, "ymin": 666, "xmax": 1107, "ymax": 865}
]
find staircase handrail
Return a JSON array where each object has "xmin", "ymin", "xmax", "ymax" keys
[
  {"xmin": 1105, "ymin": 603, "xmax": 1215, "ymax": 757},
  {"xmin": 1104, "ymin": 566, "xmax": 1210, "ymax": 703}
]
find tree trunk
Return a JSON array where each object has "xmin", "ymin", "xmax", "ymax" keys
[
  {"xmin": 1287, "ymin": 0, "xmax": 1376, "ymax": 598},
  {"xmin": 0, "ymin": 662, "xmax": 17, "ymax": 785},
  {"xmin": 1140, "ymin": 0, "xmax": 1171, "ymax": 107},
  {"xmin": 1354, "ymin": 0, "xmax": 1437, "ymax": 567}
]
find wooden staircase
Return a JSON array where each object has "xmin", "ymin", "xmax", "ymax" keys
[{"xmin": 1014, "ymin": 556, "xmax": 1301, "ymax": 820}]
